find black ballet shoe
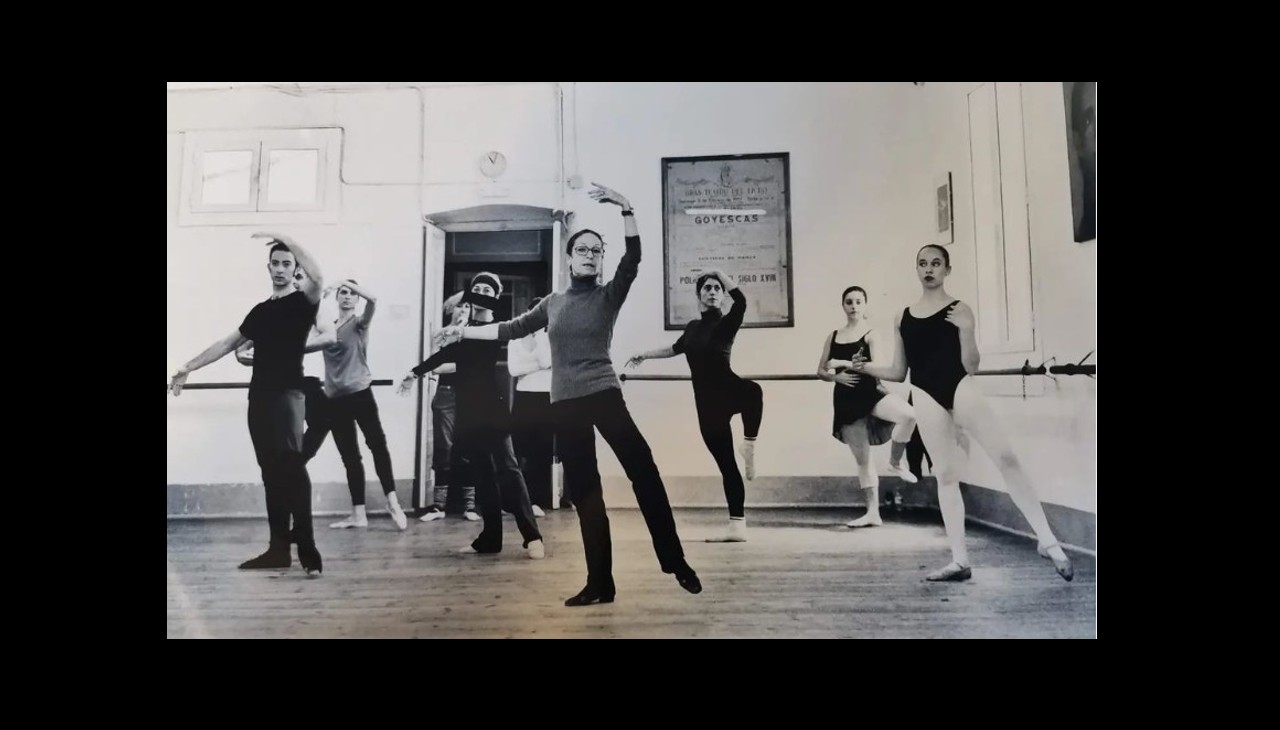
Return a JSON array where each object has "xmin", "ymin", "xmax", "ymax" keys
[
  {"xmin": 469, "ymin": 537, "xmax": 503, "ymax": 554},
  {"xmin": 297, "ymin": 543, "xmax": 323, "ymax": 577},
  {"xmin": 675, "ymin": 567, "xmax": 702, "ymax": 594},
  {"xmin": 238, "ymin": 546, "xmax": 291, "ymax": 570},
  {"xmin": 564, "ymin": 585, "xmax": 615, "ymax": 607}
]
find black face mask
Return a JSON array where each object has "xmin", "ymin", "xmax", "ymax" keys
[{"xmin": 463, "ymin": 290, "xmax": 501, "ymax": 311}]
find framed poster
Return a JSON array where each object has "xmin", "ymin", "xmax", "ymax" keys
[
  {"xmin": 935, "ymin": 171, "xmax": 954, "ymax": 245},
  {"xmin": 661, "ymin": 152, "xmax": 793, "ymax": 330}
]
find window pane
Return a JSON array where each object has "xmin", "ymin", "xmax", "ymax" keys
[
  {"xmin": 200, "ymin": 150, "xmax": 253, "ymax": 205},
  {"xmin": 267, "ymin": 149, "xmax": 319, "ymax": 204}
]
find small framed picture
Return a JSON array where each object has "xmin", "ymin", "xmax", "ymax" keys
[{"xmin": 935, "ymin": 171, "xmax": 954, "ymax": 245}]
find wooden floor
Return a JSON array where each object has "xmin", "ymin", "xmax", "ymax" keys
[{"xmin": 166, "ymin": 507, "xmax": 1096, "ymax": 639}]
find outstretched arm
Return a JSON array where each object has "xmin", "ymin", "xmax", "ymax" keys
[
  {"xmin": 626, "ymin": 344, "xmax": 678, "ymax": 369},
  {"xmin": 169, "ymin": 329, "xmax": 248, "ymax": 395}
]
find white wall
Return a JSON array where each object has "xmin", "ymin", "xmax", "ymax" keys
[
  {"xmin": 166, "ymin": 87, "xmax": 427, "ymax": 485},
  {"xmin": 916, "ymin": 82, "xmax": 1097, "ymax": 512},
  {"xmin": 167, "ymin": 81, "xmax": 1096, "ymax": 516}
]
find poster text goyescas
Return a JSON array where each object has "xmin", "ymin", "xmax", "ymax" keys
[{"xmin": 662, "ymin": 153, "xmax": 793, "ymax": 330}]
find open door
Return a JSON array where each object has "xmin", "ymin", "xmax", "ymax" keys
[
  {"xmin": 412, "ymin": 221, "xmax": 448, "ymax": 511},
  {"xmin": 550, "ymin": 218, "xmax": 566, "ymax": 507}
]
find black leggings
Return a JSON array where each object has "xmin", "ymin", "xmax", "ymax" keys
[
  {"xmin": 302, "ymin": 386, "xmax": 397, "ymax": 507},
  {"xmin": 694, "ymin": 379, "xmax": 763, "ymax": 518},
  {"xmin": 553, "ymin": 388, "xmax": 686, "ymax": 593},
  {"xmin": 453, "ymin": 426, "xmax": 542, "ymax": 551},
  {"xmin": 248, "ymin": 390, "xmax": 313, "ymax": 548}
]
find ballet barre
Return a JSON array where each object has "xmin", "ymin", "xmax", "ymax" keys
[
  {"xmin": 620, "ymin": 351, "xmax": 1096, "ymax": 382},
  {"xmin": 168, "ymin": 379, "xmax": 398, "ymax": 391}
]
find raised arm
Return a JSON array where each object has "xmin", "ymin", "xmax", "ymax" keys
[
  {"xmin": 254, "ymin": 232, "xmax": 324, "ymax": 304},
  {"xmin": 340, "ymin": 279, "xmax": 378, "ymax": 328},
  {"xmin": 590, "ymin": 183, "xmax": 640, "ymax": 307},
  {"xmin": 720, "ymin": 274, "xmax": 746, "ymax": 334}
]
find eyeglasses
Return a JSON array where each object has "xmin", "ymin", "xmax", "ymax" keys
[{"xmin": 572, "ymin": 245, "xmax": 605, "ymax": 258}]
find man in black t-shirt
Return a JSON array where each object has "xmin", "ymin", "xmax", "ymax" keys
[{"xmin": 169, "ymin": 233, "xmax": 327, "ymax": 575}]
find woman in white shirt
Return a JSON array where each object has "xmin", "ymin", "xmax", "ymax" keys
[{"xmin": 508, "ymin": 297, "xmax": 558, "ymax": 515}]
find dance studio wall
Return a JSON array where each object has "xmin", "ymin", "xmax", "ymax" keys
[
  {"xmin": 167, "ymin": 83, "xmax": 1095, "ymax": 541},
  {"xmin": 167, "ymin": 86, "xmax": 433, "ymax": 506},
  {"xmin": 567, "ymin": 82, "xmax": 1096, "ymax": 531}
]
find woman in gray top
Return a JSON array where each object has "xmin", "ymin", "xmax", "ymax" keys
[{"xmin": 435, "ymin": 183, "xmax": 701, "ymax": 607}]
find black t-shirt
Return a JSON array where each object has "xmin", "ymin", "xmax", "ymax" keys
[{"xmin": 239, "ymin": 290, "xmax": 318, "ymax": 393}]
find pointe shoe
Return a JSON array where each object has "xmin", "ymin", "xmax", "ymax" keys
[
  {"xmin": 706, "ymin": 518, "xmax": 747, "ymax": 543},
  {"xmin": 297, "ymin": 543, "xmax": 323, "ymax": 577},
  {"xmin": 564, "ymin": 585, "xmax": 615, "ymax": 607},
  {"xmin": 329, "ymin": 515, "xmax": 368, "ymax": 529},
  {"xmin": 925, "ymin": 562, "xmax": 972, "ymax": 582},
  {"xmin": 887, "ymin": 462, "xmax": 918, "ymax": 484},
  {"xmin": 419, "ymin": 507, "xmax": 446, "ymax": 522},
  {"xmin": 463, "ymin": 510, "xmax": 482, "ymax": 522},
  {"xmin": 739, "ymin": 440, "xmax": 756, "ymax": 481},
  {"xmin": 387, "ymin": 499, "xmax": 408, "ymax": 531},
  {"xmin": 845, "ymin": 513, "xmax": 883, "ymax": 528},
  {"xmin": 1037, "ymin": 542, "xmax": 1075, "ymax": 582},
  {"xmin": 532, "ymin": 505, "xmax": 546, "ymax": 517}
]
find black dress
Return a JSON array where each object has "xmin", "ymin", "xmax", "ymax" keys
[{"xmin": 829, "ymin": 332, "xmax": 894, "ymax": 446}]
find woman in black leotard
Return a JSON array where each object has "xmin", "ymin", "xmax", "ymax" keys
[
  {"xmin": 848, "ymin": 245, "xmax": 1074, "ymax": 583},
  {"xmin": 818, "ymin": 285, "xmax": 918, "ymax": 529},
  {"xmin": 627, "ymin": 270, "xmax": 763, "ymax": 542}
]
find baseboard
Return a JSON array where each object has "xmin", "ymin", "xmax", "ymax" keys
[{"xmin": 167, "ymin": 475, "xmax": 1096, "ymax": 554}]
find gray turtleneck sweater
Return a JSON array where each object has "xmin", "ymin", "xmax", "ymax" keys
[{"xmin": 497, "ymin": 235, "xmax": 640, "ymax": 403}]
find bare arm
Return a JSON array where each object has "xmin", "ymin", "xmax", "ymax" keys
[
  {"xmin": 304, "ymin": 320, "xmax": 336, "ymax": 353},
  {"xmin": 816, "ymin": 332, "xmax": 837, "ymax": 382},
  {"xmin": 178, "ymin": 330, "xmax": 247, "ymax": 374},
  {"xmin": 626, "ymin": 345, "xmax": 678, "ymax": 369},
  {"xmin": 818, "ymin": 331, "xmax": 863, "ymax": 388},
  {"xmin": 170, "ymin": 329, "xmax": 248, "ymax": 395},
  {"xmin": 235, "ymin": 340, "xmax": 254, "ymax": 366},
  {"xmin": 851, "ymin": 312, "xmax": 908, "ymax": 382},
  {"xmin": 946, "ymin": 302, "xmax": 981, "ymax": 374},
  {"xmin": 339, "ymin": 280, "xmax": 378, "ymax": 328}
]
